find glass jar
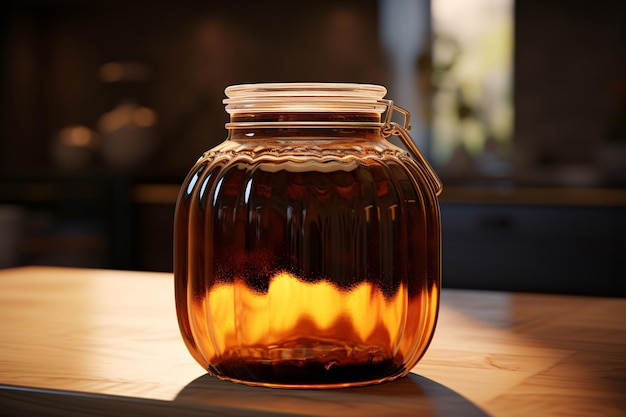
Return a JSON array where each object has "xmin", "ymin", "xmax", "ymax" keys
[{"xmin": 174, "ymin": 83, "xmax": 442, "ymax": 388}]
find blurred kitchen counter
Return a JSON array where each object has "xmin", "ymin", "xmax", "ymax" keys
[{"xmin": 2, "ymin": 177, "xmax": 625, "ymax": 295}]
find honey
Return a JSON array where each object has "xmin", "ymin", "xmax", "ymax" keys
[{"xmin": 174, "ymin": 83, "xmax": 441, "ymax": 388}]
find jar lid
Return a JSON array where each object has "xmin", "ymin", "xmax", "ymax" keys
[{"xmin": 224, "ymin": 83, "xmax": 388, "ymax": 114}]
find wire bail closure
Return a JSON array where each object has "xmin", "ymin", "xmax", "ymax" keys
[{"xmin": 380, "ymin": 99, "xmax": 442, "ymax": 196}]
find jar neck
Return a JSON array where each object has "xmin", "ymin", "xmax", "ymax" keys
[
  {"xmin": 227, "ymin": 112, "xmax": 385, "ymax": 142},
  {"xmin": 227, "ymin": 127, "xmax": 383, "ymax": 142},
  {"xmin": 230, "ymin": 112, "xmax": 381, "ymax": 124}
]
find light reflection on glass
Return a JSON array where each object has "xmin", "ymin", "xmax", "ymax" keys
[
  {"xmin": 244, "ymin": 178, "xmax": 253, "ymax": 205},
  {"xmin": 199, "ymin": 174, "xmax": 211, "ymax": 201},
  {"xmin": 212, "ymin": 177, "xmax": 224, "ymax": 207},
  {"xmin": 186, "ymin": 172, "xmax": 200, "ymax": 196}
]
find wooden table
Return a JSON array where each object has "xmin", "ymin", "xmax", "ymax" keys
[{"xmin": 0, "ymin": 267, "xmax": 624, "ymax": 417}]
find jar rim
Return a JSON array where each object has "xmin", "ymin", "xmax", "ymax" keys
[
  {"xmin": 224, "ymin": 83, "xmax": 389, "ymax": 114},
  {"xmin": 225, "ymin": 83, "xmax": 387, "ymax": 99}
]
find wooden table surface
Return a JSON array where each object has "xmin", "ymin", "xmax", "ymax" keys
[{"xmin": 0, "ymin": 267, "xmax": 624, "ymax": 417}]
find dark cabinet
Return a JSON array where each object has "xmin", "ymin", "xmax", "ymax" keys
[{"xmin": 441, "ymin": 203, "xmax": 626, "ymax": 296}]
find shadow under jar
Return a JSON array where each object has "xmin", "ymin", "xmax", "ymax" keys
[{"xmin": 174, "ymin": 83, "xmax": 442, "ymax": 388}]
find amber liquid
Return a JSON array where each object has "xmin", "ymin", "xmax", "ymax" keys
[{"xmin": 174, "ymin": 139, "xmax": 440, "ymax": 388}]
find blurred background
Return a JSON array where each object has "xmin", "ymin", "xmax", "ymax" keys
[{"xmin": 1, "ymin": 0, "xmax": 624, "ymax": 296}]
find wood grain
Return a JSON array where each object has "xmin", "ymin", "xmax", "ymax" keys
[{"xmin": 0, "ymin": 267, "xmax": 624, "ymax": 416}]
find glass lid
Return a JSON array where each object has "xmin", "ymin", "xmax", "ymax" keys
[{"xmin": 224, "ymin": 83, "xmax": 388, "ymax": 113}]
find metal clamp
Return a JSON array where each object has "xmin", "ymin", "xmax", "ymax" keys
[{"xmin": 380, "ymin": 99, "xmax": 442, "ymax": 196}]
